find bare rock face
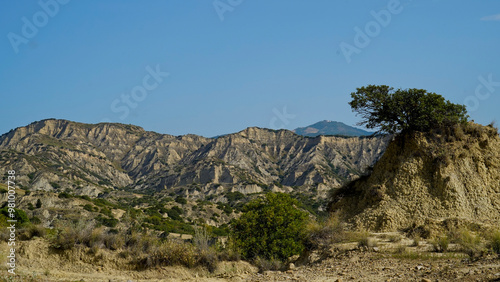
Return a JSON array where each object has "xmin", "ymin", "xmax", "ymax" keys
[
  {"xmin": 329, "ymin": 123, "xmax": 500, "ymax": 231},
  {"xmin": 0, "ymin": 119, "xmax": 390, "ymax": 202}
]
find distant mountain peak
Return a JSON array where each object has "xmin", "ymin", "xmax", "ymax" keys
[{"xmin": 293, "ymin": 120, "xmax": 372, "ymax": 137}]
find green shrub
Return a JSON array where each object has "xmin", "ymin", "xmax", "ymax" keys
[
  {"xmin": 30, "ymin": 216, "xmax": 42, "ymax": 224},
  {"xmin": 231, "ymin": 193, "xmax": 309, "ymax": 261},
  {"xmin": 171, "ymin": 206, "xmax": 183, "ymax": 214},
  {"xmin": 212, "ymin": 225, "xmax": 230, "ymax": 236},
  {"xmin": 27, "ymin": 172, "xmax": 35, "ymax": 181},
  {"xmin": 0, "ymin": 207, "xmax": 30, "ymax": 225},
  {"xmin": 83, "ymin": 204, "xmax": 94, "ymax": 212},
  {"xmin": 147, "ymin": 215, "xmax": 162, "ymax": 226},
  {"xmin": 100, "ymin": 207, "xmax": 113, "ymax": 217},
  {"xmin": 95, "ymin": 215, "xmax": 118, "ymax": 227},
  {"xmin": 175, "ymin": 196, "xmax": 187, "ymax": 205},
  {"xmin": 79, "ymin": 195, "xmax": 92, "ymax": 201},
  {"xmin": 226, "ymin": 192, "xmax": 245, "ymax": 204},
  {"xmin": 166, "ymin": 208, "xmax": 182, "ymax": 221},
  {"xmin": 93, "ymin": 198, "xmax": 114, "ymax": 207},
  {"xmin": 36, "ymin": 199, "xmax": 42, "ymax": 209},
  {"xmin": 58, "ymin": 192, "xmax": 72, "ymax": 198},
  {"xmin": 222, "ymin": 205, "xmax": 233, "ymax": 215}
]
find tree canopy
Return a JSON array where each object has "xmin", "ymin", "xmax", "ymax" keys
[
  {"xmin": 349, "ymin": 85, "xmax": 468, "ymax": 134},
  {"xmin": 231, "ymin": 193, "xmax": 309, "ymax": 261}
]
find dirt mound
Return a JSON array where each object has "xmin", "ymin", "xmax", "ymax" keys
[{"xmin": 329, "ymin": 123, "xmax": 500, "ymax": 232}]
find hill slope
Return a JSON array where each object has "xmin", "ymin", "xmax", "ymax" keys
[
  {"xmin": 0, "ymin": 119, "xmax": 389, "ymax": 204},
  {"xmin": 293, "ymin": 120, "xmax": 372, "ymax": 137},
  {"xmin": 329, "ymin": 123, "xmax": 500, "ymax": 232}
]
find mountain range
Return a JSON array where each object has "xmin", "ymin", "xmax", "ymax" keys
[
  {"xmin": 0, "ymin": 119, "xmax": 389, "ymax": 213},
  {"xmin": 293, "ymin": 120, "xmax": 373, "ymax": 137}
]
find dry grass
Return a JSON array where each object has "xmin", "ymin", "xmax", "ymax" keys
[
  {"xmin": 388, "ymin": 234, "xmax": 402, "ymax": 243},
  {"xmin": 253, "ymin": 257, "xmax": 284, "ymax": 272},
  {"xmin": 17, "ymin": 225, "xmax": 46, "ymax": 240},
  {"xmin": 103, "ymin": 232, "xmax": 125, "ymax": 250},
  {"xmin": 455, "ymin": 229, "xmax": 485, "ymax": 259},
  {"xmin": 404, "ymin": 223, "xmax": 431, "ymax": 239},
  {"xmin": 217, "ymin": 238, "xmax": 241, "ymax": 262},
  {"xmin": 132, "ymin": 238, "xmax": 220, "ymax": 272},
  {"xmin": 357, "ymin": 231, "xmax": 377, "ymax": 248},
  {"xmin": 392, "ymin": 250, "xmax": 466, "ymax": 260},
  {"xmin": 411, "ymin": 235, "xmax": 421, "ymax": 247},
  {"xmin": 487, "ymin": 230, "xmax": 500, "ymax": 255},
  {"xmin": 193, "ymin": 226, "xmax": 210, "ymax": 252},
  {"xmin": 394, "ymin": 244, "xmax": 407, "ymax": 254},
  {"xmin": 43, "ymin": 220, "xmax": 222, "ymax": 272},
  {"xmin": 304, "ymin": 213, "xmax": 348, "ymax": 250},
  {"xmin": 135, "ymin": 240, "xmax": 198, "ymax": 269},
  {"xmin": 431, "ymin": 235, "xmax": 449, "ymax": 253}
]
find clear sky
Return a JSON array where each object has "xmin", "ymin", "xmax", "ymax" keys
[{"xmin": 1, "ymin": 1, "xmax": 499, "ymax": 137}]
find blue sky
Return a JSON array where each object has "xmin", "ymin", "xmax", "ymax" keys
[{"xmin": 1, "ymin": 0, "xmax": 499, "ymax": 137}]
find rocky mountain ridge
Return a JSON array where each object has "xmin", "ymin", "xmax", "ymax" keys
[{"xmin": 0, "ymin": 119, "xmax": 390, "ymax": 205}]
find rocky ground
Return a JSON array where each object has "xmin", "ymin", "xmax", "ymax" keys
[
  {"xmin": 2, "ymin": 232, "xmax": 500, "ymax": 281},
  {"xmin": 243, "ymin": 251, "xmax": 500, "ymax": 281}
]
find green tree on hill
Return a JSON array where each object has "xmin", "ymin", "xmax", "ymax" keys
[{"xmin": 349, "ymin": 85, "xmax": 468, "ymax": 134}]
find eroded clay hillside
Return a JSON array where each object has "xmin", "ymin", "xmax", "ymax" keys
[
  {"xmin": 0, "ymin": 119, "xmax": 389, "ymax": 202},
  {"xmin": 330, "ymin": 122, "xmax": 500, "ymax": 232}
]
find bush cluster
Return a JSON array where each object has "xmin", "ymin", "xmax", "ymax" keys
[{"xmin": 231, "ymin": 193, "xmax": 309, "ymax": 261}]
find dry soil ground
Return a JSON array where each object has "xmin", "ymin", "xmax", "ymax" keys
[{"xmin": 1, "ymin": 232, "xmax": 500, "ymax": 281}]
